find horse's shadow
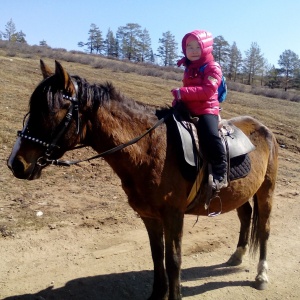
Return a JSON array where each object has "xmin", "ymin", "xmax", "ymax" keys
[{"xmin": 3, "ymin": 263, "xmax": 252, "ymax": 300}]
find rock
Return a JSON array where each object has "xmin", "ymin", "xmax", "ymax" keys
[
  {"xmin": 36, "ymin": 211, "xmax": 43, "ymax": 217},
  {"xmin": 48, "ymin": 224, "xmax": 57, "ymax": 230}
]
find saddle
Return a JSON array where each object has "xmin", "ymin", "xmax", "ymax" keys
[{"xmin": 172, "ymin": 111, "xmax": 256, "ymax": 215}]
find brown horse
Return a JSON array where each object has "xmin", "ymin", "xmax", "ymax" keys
[{"xmin": 7, "ymin": 60, "xmax": 278, "ymax": 300}]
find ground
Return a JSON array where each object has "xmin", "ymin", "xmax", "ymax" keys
[{"xmin": 0, "ymin": 144, "xmax": 299, "ymax": 300}]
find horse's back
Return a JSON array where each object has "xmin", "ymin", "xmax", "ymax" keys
[
  {"xmin": 228, "ymin": 116, "xmax": 277, "ymax": 151},
  {"xmin": 228, "ymin": 115, "xmax": 279, "ymax": 182}
]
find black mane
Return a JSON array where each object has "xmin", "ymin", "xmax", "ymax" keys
[{"xmin": 29, "ymin": 73, "xmax": 171, "ymax": 123}]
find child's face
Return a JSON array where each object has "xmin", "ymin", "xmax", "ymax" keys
[{"xmin": 186, "ymin": 40, "xmax": 201, "ymax": 61}]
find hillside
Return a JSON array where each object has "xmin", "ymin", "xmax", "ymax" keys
[
  {"xmin": 0, "ymin": 51, "xmax": 300, "ymax": 300},
  {"xmin": 1, "ymin": 49, "xmax": 299, "ymax": 153}
]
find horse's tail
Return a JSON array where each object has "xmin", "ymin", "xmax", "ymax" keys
[{"xmin": 249, "ymin": 194, "xmax": 259, "ymax": 256}]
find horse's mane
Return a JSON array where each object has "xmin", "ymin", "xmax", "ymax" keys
[
  {"xmin": 29, "ymin": 74, "xmax": 171, "ymax": 124},
  {"xmin": 74, "ymin": 75, "xmax": 174, "ymax": 125}
]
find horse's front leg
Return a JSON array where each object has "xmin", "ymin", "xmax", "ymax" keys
[
  {"xmin": 142, "ymin": 216, "xmax": 168, "ymax": 300},
  {"xmin": 163, "ymin": 210, "xmax": 184, "ymax": 300}
]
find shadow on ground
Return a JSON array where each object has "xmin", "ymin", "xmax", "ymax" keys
[{"xmin": 4, "ymin": 263, "xmax": 252, "ymax": 300}]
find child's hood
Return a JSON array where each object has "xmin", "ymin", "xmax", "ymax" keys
[{"xmin": 182, "ymin": 30, "xmax": 213, "ymax": 59}]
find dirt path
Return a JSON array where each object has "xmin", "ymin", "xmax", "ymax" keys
[{"xmin": 0, "ymin": 146, "xmax": 299, "ymax": 300}]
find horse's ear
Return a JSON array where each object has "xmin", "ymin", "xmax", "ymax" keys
[
  {"xmin": 40, "ymin": 59, "xmax": 53, "ymax": 79},
  {"xmin": 54, "ymin": 60, "xmax": 77, "ymax": 95}
]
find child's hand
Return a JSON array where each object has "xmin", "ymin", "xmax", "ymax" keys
[{"xmin": 171, "ymin": 88, "xmax": 181, "ymax": 100}]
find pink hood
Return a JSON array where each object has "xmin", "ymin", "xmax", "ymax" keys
[
  {"xmin": 182, "ymin": 30, "xmax": 213, "ymax": 57},
  {"xmin": 178, "ymin": 30, "xmax": 214, "ymax": 67}
]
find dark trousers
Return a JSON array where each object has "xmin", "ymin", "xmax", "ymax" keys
[{"xmin": 196, "ymin": 114, "xmax": 227, "ymax": 178}]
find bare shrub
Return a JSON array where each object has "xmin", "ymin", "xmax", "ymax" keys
[
  {"xmin": 262, "ymin": 89, "xmax": 279, "ymax": 98},
  {"xmin": 6, "ymin": 49, "xmax": 16, "ymax": 57},
  {"xmin": 228, "ymin": 81, "xmax": 249, "ymax": 93},
  {"xmin": 121, "ymin": 64, "xmax": 136, "ymax": 73},
  {"xmin": 162, "ymin": 71, "xmax": 182, "ymax": 81},
  {"xmin": 277, "ymin": 90, "xmax": 290, "ymax": 100},
  {"xmin": 77, "ymin": 55, "xmax": 96, "ymax": 65},
  {"xmin": 251, "ymin": 86, "xmax": 262, "ymax": 95},
  {"xmin": 248, "ymin": 85, "xmax": 300, "ymax": 101},
  {"xmin": 20, "ymin": 53, "xmax": 34, "ymax": 59},
  {"xmin": 92, "ymin": 60, "xmax": 105, "ymax": 69},
  {"xmin": 290, "ymin": 93, "xmax": 300, "ymax": 103}
]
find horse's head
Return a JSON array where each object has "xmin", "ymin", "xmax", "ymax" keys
[{"xmin": 7, "ymin": 60, "xmax": 82, "ymax": 180}]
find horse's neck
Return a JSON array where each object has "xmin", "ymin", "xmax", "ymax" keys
[{"xmin": 89, "ymin": 99, "xmax": 153, "ymax": 160}]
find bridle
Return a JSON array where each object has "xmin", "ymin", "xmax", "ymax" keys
[
  {"xmin": 17, "ymin": 85, "xmax": 172, "ymax": 167},
  {"xmin": 18, "ymin": 93, "xmax": 80, "ymax": 167}
]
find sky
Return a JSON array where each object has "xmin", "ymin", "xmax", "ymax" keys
[{"xmin": 1, "ymin": 0, "xmax": 299, "ymax": 67}]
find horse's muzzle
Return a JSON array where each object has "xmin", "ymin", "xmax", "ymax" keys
[{"xmin": 7, "ymin": 156, "xmax": 42, "ymax": 180}]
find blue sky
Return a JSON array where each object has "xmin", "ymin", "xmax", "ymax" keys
[{"xmin": 1, "ymin": 0, "xmax": 299, "ymax": 67}]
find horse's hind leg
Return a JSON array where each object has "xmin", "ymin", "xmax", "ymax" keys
[
  {"xmin": 227, "ymin": 201, "xmax": 252, "ymax": 266},
  {"xmin": 142, "ymin": 216, "xmax": 168, "ymax": 300},
  {"xmin": 251, "ymin": 129, "xmax": 278, "ymax": 290},
  {"xmin": 251, "ymin": 191, "xmax": 273, "ymax": 290}
]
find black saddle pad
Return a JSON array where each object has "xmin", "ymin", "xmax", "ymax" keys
[{"xmin": 229, "ymin": 154, "xmax": 251, "ymax": 181}]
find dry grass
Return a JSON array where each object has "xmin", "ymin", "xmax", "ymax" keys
[{"xmin": 0, "ymin": 52, "xmax": 299, "ymax": 155}]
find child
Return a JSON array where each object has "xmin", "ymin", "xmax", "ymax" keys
[{"xmin": 171, "ymin": 29, "xmax": 228, "ymax": 191}]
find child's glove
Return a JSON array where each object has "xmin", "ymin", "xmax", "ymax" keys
[{"xmin": 171, "ymin": 88, "xmax": 181, "ymax": 100}]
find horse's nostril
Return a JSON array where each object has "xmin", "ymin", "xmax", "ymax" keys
[{"xmin": 11, "ymin": 159, "xmax": 25, "ymax": 174}]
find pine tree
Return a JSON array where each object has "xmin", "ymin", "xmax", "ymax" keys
[
  {"xmin": 137, "ymin": 28, "xmax": 152, "ymax": 62},
  {"xmin": 105, "ymin": 28, "xmax": 118, "ymax": 57},
  {"xmin": 116, "ymin": 23, "xmax": 143, "ymax": 61},
  {"xmin": 11, "ymin": 30, "xmax": 26, "ymax": 43},
  {"xmin": 3, "ymin": 18, "xmax": 16, "ymax": 41},
  {"xmin": 157, "ymin": 31, "xmax": 178, "ymax": 66},
  {"xmin": 39, "ymin": 40, "xmax": 48, "ymax": 47},
  {"xmin": 78, "ymin": 23, "xmax": 103, "ymax": 54},
  {"xmin": 278, "ymin": 50, "xmax": 300, "ymax": 90},
  {"xmin": 228, "ymin": 42, "xmax": 243, "ymax": 81},
  {"xmin": 213, "ymin": 35, "xmax": 230, "ymax": 71},
  {"xmin": 243, "ymin": 42, "xmax": 264, "ymax": 85}
]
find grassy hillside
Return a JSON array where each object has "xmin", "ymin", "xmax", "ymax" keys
[{"xmin": 0, "ymin": 50, "xmax": 299, "ymax": 156}]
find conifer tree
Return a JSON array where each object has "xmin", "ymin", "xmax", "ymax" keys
[{"xmin": 157, "ymin": 31, "xmax": 178, "ymax": 66}]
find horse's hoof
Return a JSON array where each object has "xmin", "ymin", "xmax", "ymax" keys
[
  {"xmin": 227, "ymin": 254, "xmax": 242, "ymax": 266},
  {"xmin": 253, "ymin": 278, "xmax": 268, "ymax": 290},
  {"xmin": 254, "ymin": 261, "xmax": 268, "ymax": 290},
  {"xmin": 227, "ymin": 246, "xmax": 246, "ymax": 266}
]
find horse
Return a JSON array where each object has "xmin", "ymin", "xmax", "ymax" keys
[{"xmin": 7, "ymin": 60, "xmax": 279, "ymax": 300}]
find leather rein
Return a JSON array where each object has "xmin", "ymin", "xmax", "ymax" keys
[{"xmin": 17, "ymin": 92, "xmax": 171, "ymax": 167}]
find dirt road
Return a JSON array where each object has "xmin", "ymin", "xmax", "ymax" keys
[{"xmin": 1, "ymin": 145, "xmax": 300, "ymax": 300}]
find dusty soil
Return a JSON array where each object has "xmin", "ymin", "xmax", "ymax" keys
[
  {"xmin": 1, "ymin": 57, "xmax": 300, "ymax": 300},
  {"xmin": 1, "ymin": 138, "xmax": 300, "ymax": 300}
]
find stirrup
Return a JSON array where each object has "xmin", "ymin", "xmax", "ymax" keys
[{"xmin": 205, "ymin": 193, "xmax": 222, "ymax": 217}]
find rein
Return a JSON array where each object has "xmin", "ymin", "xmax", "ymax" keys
[
  {"xmin": 18, "ymin": 90, "xmax": 172, "ymax": 167},
  {"xmin": 49, "ymin": 112, "xmax": 170, "ymax": 166}
]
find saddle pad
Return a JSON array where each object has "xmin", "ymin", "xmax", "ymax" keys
[{"xmin": 229, "ymin": 154, "xmax": 251, "ymax": 181}]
